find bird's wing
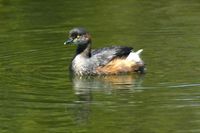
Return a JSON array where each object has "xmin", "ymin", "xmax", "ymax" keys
[{"xmin": 90, "ymin": 46, "xmax": 133, "ymax": 66}]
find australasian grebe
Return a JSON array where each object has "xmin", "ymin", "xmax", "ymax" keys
[{"xmin": 64, "ymin": 27, "xmax": 145, "ymax": 75}]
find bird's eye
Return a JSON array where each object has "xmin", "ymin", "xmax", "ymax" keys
[{"xmin": 71, "ymin": 33, "xmax": 78, "ymax": 39}]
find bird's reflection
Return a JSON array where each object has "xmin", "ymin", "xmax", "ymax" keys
[
  {"xmin": 69, "ymin": 74, "xmax": 144, "ymax": 124},
  {"xmin": 73, "ymin": 74, "xmax": 144, "ymax": 95}
]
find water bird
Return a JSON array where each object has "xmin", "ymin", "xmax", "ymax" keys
[{"xmin": 64, "ymin": 27, "xmax": 145, "ymax": 75}]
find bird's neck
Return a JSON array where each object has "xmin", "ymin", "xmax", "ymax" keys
[{"xmin": 76, "ymin": 42, "xmax": 92, "ymax": 58}]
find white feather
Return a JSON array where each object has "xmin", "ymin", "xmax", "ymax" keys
[{"xmin": 126, "ymin": 49, "xmax": 143, "ymax": 63}]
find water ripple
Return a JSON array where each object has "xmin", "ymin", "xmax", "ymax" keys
[{"xmin": 168, "ymin": 83, "xmax": 200, "ymax": 88}]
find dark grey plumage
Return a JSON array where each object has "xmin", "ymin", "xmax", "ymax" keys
[{"xmin": 91, "ymin": 46, "xmax": 133, "ymax": 66}]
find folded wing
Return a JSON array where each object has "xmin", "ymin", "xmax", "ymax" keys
[{"xmin": 90, "ymin": 46, "xmax": 133, "ymax": 67}]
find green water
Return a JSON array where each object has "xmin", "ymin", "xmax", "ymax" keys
[{"xmin": 1, "ymin": 0, "xmax": 200, "ymax": 133}]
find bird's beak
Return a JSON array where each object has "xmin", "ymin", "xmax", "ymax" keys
[{"xmin": 64, "ymin": 38, "xmax": 73, "ymax": 45}]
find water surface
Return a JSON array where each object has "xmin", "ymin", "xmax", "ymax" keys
[{"xmin": 1, "ymin": 0, "xmax": 200, "ymax": 133}]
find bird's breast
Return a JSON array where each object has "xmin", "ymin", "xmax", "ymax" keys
[{"xmin": 72, "ymin": 55, "xmax": 88, "ymax": 75}]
